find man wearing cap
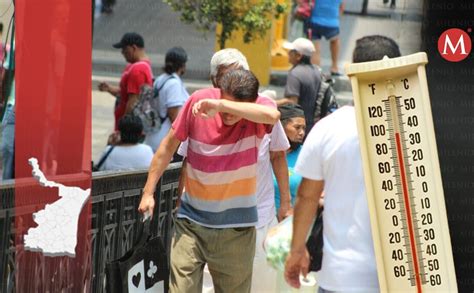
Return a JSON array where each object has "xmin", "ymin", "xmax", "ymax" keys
[
  {"xmin": 279, "ymin": 37, "xmax": 321, "ymax": 134},
  {"xmin": 98, "ymin": 32, "xmax": 153, "ymax": 131}
]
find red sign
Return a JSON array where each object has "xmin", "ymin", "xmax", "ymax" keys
[{"xmin": 15, "ymin": 0, "xmax": 91, "ymax": 291}]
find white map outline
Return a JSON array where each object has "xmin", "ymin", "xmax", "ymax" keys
[{"xmin": 23, "ymin": 158, "xmax": 91, "ymax": 257}]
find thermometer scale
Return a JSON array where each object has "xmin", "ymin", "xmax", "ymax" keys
[{"xmin": 346, "ymin": 53, "xmax": 457, "ymax": 292}]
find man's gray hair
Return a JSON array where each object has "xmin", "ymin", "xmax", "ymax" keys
[{"xmin": 210, "ymin": 48, "xmax": 249, "ymax": 77}]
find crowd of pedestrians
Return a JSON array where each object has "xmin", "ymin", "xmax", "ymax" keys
[
  {"xmin": 88, "ymin": 25, "xmax": 400, "ymax": 291},
  {"xmin": 0, "ymin": 14, "xmax": 402, "ymax": 291}
]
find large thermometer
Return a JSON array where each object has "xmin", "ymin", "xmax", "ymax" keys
[{"xmin": 345, "ymin": 52, "xmax": 457, "ymax": 292}]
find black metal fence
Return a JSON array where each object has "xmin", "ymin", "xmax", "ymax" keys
[{"xmin": 0, "ymin": 163, "xmax": 181, "ymax": 292}]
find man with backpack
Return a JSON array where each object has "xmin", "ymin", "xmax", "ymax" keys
[
  {"xmin": 279, "ymin": 37, "xmax": 337, "ymax": 134},
  {"xmin": 98, "ymin": 32, "xmax": 153, "ymax": 134},
  {"xmin": 142, "ymin": 47, "xmax": 189, "ymax": 153}
]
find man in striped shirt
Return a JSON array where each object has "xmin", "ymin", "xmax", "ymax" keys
[{"xmin": 139, "ymin": 69, "xmax": 280, "ymax": 292}]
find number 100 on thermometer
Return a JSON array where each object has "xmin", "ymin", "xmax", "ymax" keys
[{"xmin": 346, "ymin": 53, "xmax": 457, "ymax": 292}]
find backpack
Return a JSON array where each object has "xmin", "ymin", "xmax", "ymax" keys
[
  {"xmin": 313, "ymin": 68, "xmax": 339, "ymax": 124},
  {"xmin": 133, "ymin": 76, "xmax": 175, "ymax": 134}
]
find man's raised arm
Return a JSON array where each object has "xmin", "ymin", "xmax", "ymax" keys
[{"xmin": 192, "ymin": 98, "xmax": 280, "ymax": 125}]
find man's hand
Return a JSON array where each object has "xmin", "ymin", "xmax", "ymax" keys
[
  {"xmin": 286, "ymin": 178, "xmax": 323, "ymax": 288},
  {"xmin": 192, "ymin": 99, "xmax": 221, "ymax": 119},
  {"xmin": 98, "ymin": 81, "xmax": 119, "ymax": 97},
  {"xmin": 278, "ymin": 205, "xmax": 293, "ymax": 222},
  {"xmin": 275, "ymin": 96, "xmax": 298, "ymax": 106},
  {"xmin": 138, "ymin": 194, "xmax": 155, "ymax": 217},
  {"xmin": 284, "ymin": 249, "xmax": 310, "ymax": 289},
  {"xmin": 107, "ymin": 131, "xmax": 121, "ymax": 145},
  {"xmin": 98, "ymin": 82, "xmax": 111, "ymax": 92}
]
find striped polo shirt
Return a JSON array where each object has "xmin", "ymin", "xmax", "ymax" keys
[{"xmin": 172, "ymin": 88, "xmax": 272, "ymax": 228}]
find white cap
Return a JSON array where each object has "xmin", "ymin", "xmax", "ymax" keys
[{"xmin": 283, "ymin": 38, "xmax": 315, "ymax": 57}]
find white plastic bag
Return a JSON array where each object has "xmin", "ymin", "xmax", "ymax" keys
[
  {"xmin": 264, "ymin": 216, "xmax": 293, "ymax": 271},
  {"xmin": 264, "ymin": 216, "xmax": 319, "ymax": 292}
]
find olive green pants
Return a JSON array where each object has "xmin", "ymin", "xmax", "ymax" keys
[{"xmin": 170, "ymin": 218, "xmax": 256, "ymax": 293}]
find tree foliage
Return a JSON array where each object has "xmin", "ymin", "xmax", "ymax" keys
[{"xmin": 164, "ymin": 0, "xmax": 287, "ymax": 49}]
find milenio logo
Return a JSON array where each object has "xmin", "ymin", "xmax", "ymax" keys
[{"xmin": 437, "ymin": 28, "xmax": 472, "ymax": 62}]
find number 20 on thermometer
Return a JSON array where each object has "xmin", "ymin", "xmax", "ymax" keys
[{"xmin": 346, "ymin": 53, "xmax": 457, "ymax": 292}]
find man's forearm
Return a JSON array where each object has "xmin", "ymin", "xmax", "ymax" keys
[
  {"xmin": 220, "ymin": 99, "xmax": 280, "ymax": 125},
  {"xmin": 291, "ymin": 178, "xmax": 323, "ymax": 252},
  {"xmin": 276, "ymin": 97, "xmax": 298, "ymax": 106},
  {"xmin": 177, "ymin": 159, "xmax": 187, "ymax": 197},
  {"xmin": 143, "ymin": 130, "xmax": 181, "ymax": 196},
  {"xmin": 125, "ymin": 94, "xmax": 139, "ymax": 114},
  {"xmin": 271, "ymin": 151, "xmax": 291, "ymax": 209},
  {"xmin": 108, "ymin": 86, "xmax": 120, "ymax": 97}
]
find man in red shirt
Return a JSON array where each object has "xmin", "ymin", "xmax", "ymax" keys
[{"xmin": 98, "ymin": 32, "xmax": 153, "ymax": 131}]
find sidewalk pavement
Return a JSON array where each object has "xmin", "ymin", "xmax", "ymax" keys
[{"xmin": 93, "ymin": 0, "xmax": 214, "ymax": 80}]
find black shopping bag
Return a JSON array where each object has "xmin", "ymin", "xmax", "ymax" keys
[
  {"xmin": 306, "ymin": 207, "xmax": 323, "ymax": 272},
  {"xmin": 105, "ymin": 219, "xmax": 169, "ymax": 292}
]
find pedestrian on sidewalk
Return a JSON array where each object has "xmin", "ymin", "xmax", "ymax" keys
[
  {"xmin": 279, "ymin": 37, "xmax": 322, "ymax": 134},
  {"xmin": 305, "ymin": 0, "xmax": 344, "ymax": 76},
  {"xmin": 1, "ymin": 43, "xmax": 15, "ymax": 180},
  {"xmin": 284, "ymin": 35, "xmax": 402, "ymax": 292},
  {"xmin": 273, "ymin": 103, "xmax": 306, "ymax": 209},
  {"xmin": 0, "ymin": 22, "xmax": 9, "ymax": 67},
  {"xmin": 177, "ymin": 48, "xmax": 292, "ymax": 292},
  {"xmin": 138, "ymin": 69, "xmax": 280, "ymax": 293},
  {"xmin": 144, "ymin": 47, "xmax": 189, "ymax": 153},
  {"xmin": 208, "ymin": 48, "xmax": 292, "ymax": 222},
  {"xmin": 96, "ymin": 115, "xmax": 153, "ymax": 171},
  {"xmin": 98, "ymin": 32, "xmax": 153, "ymax": 142}
]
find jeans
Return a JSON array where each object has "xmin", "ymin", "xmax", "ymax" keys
[{"xmin": 1, "ymin": 104, "xmax": 15, "ymax": 180}]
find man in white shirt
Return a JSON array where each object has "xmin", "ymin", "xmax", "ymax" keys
[{"xmin": 285, "ymin": 35, "xmax": 402, "ymax": 292}]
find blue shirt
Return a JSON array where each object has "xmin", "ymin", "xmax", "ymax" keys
[
  {"xmin": 311, "ymin": 0, "xmax": 343, "ymax": 28},
  {"xmin": 273, "ymin": 146, "xmax": 303, "ymax": 209},
  {"xmin": 144, "ymin": 73, "xmax": 189, "ymax": 152}
]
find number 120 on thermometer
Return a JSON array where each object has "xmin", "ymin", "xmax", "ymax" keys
[{"xmin": 346, "ymin": 53, "xmax": 457, "ymax": 292}]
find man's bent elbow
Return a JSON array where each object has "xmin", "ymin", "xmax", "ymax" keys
[{"xmin": 267, "ymin": 110, "xmax": 281, "ymax": 125}]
